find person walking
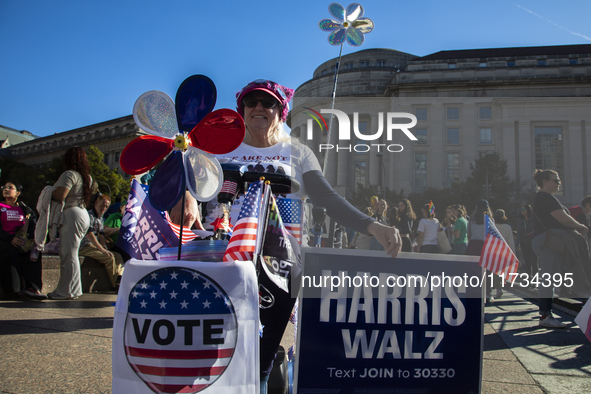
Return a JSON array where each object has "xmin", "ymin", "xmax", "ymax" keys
[
  {"xmin": 531, "ymin": 169, "xmax": 588, "ymax": 328},
  {"xmin": 48, "ymin": 147, "xmax": 92, "ymax": 300}
]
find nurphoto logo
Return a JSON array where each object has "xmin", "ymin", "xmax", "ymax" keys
[{"xmin": 305, "ymin": 109, "xmax": 417, "ymax": 153}]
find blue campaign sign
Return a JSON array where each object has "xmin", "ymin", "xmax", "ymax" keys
[{"xmin": 294, "ymin": 248, "xmax": 484, "ymax": 394}]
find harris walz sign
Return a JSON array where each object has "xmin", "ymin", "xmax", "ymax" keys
[{"xmin": 294, "ymin": 248, "xmax": 483, "ymax": 394}]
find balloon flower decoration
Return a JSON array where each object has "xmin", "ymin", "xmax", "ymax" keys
[{"xmin": 120, "ymin": 75, "xmax": 245, "ymax": 213}]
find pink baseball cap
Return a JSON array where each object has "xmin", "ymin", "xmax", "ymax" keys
[{"xmin": 236, "ymin": 79, "xmax": 295, "ymax": 122}]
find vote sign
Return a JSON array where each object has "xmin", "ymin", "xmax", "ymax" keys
[{"xmin": 113, "ymin": 259, "xmax": 259, "ymax": 394}]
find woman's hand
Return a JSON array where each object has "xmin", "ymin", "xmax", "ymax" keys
[
  {"xmin": 551, "ymin": 209, "xmax": 589, "ymax": 234},
  {"xmin": 367, "ymin": 221, "xmax": 402, "ymax": 258},
  {"xmin": 10, "ymin": 237, "xmax": 24, "ymax": 248}
]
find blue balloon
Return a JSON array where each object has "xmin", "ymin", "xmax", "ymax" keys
[{"xmin": 149, "ymin": 151, "xmax": 186, "ymax": 211}]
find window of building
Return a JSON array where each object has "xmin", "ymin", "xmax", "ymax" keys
[
  {"xmin": 115, "ymin": 151, "xmax": 120, "ymax": 162},
  {"xmin": 376, "ymin": 59, "xmax": 387, "ymax": 67},
  {"xmin": 447, "ymin": 107, "xmax": 459, "ymax": 120},
  {"xmin": 447, "ymin": 128, "xmax": 460, "ymax": 145},
  {"xmin": 480, "ymin": 128, "xmax": 493, "ymax": 144},
  {"xmin": 479, "ymin": 62, "xmax": 487, "ymax": 68},
  {"xmin": 344, "ymin": 62, "xmax": 354, "ymax": 70},
  {"xmin": 447, "ymin": 153, "xmax": 460, "ymax": 187},
  {"xmin": 507, "ymin": 60, "xmax": 515, "ymax": 67},
  {"xmin": 415, "ymin": 108, "xmax": 427, "ymax": 121},
  {"xmin": 448, "ymin": 63, "xmax": 457, "ymax": 69},
  {"xmin": 569, "ymin": 58, "xmax": 578, "ymax": 65},
  {"xmin": 360, "ymin": 60, "xmax": 370, "ymax": 67},
  {"xmin": 538, "ymin": 59, "xmax": 546, "ymax": 66},
  {"xmin": 415, "ymin": 154, "xmax": 427, "ymax": 193},
  {"xmin": 104, "ymin": 153, "xmax": 109, "ymax": 165},
  {"xmin": 321, "ymin": 69, "xmax": 328, "ymax": 75},
  {"xmin": 479, "ymin": 107, "xmax": 492, "ymax": 119},
  {"xmin": 534, "ymin": 127, "xmax": 563, "ymax": 194},
  {"xmin": 414, "ymin": 129, "xmax": 427, "ymax": 145},
  {"xmin": 355, "ymin": 161, "xmax": 367, "ymax": 188}
]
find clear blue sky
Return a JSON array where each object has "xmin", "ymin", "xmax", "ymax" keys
[{"xmin": 2, "ymin": 0, "xmax": 591, "ymax": 137}]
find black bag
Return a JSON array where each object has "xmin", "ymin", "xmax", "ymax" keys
[
  {"xmin": 533, "ymin": 211, "xmax": 566, "ymax": 253},
  {"xmin": 543, "ymin": 230, "xmax": 565, "ymax": 253},
  {"xmin": 13, "ymin": 215, "xmax": 34, "ymax": 254}
]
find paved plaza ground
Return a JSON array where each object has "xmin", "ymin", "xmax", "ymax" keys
[{"xmin": 0, "ymin": 290, "xmax": 590, "ymax": 393}]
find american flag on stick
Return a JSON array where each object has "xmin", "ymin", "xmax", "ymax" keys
[
  {"xmin": 223, "ymin": 180, "xmax": 268, "ymax": 262},
  {"xmin": 277, "ymin": 198, "xmax": 303, "ymax": 244},
  {"xmin": 479, "ymin": 214, "xmax": 520, "ymax": 282},
  {"xmin": 165, "ymin": 212, "xmax": 199, "ymax": 244}
]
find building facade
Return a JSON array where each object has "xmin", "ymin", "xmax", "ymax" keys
[
  {"xmin": 6, "ymin": 115, "xmax": 145, "ymax": 178},
  {"xmin": 289, "ymin": 44, "xmax": 591, "ymax": 206}
]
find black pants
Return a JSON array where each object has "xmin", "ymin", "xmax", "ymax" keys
[
  {"xmin": 520, "ymin": 240, "xmax": 538, "ymax": 278},
  {"xmin": 401, "ymin": 235, "xmax": 412, "ymax": 252},
  {"xmin": 0, "ymin": 239, "xmax": 43, "ymax": 294}
]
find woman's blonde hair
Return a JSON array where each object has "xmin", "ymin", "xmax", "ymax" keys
[{"xmin": 242, "ymin": 122, "xmax": 291, "ymax": 145}]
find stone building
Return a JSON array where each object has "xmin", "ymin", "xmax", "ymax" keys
[
  {"xmin": 0, "ymin": 125, "xmax": 36, "ymax": 154},
  {"xmin": 5, "ymin": 115, "xmax": 144, "ymax": 178},
  {"xmin": 289, "ymin": 44, "xmax": 591, "ymax": 206}
]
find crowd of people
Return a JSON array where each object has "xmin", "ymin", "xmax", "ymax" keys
[
  {"xmin": 344, "ymin": 171, "xmax": 591, "ymax": 328},
  {"xmin": 0, "ymin": 147, "xmax": 126, "ymax": 300}
]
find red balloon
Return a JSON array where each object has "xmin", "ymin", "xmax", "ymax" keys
[
  {"xmin": 189, "ymin": 109, "xmax": 245, "ymax": 154},
  {"xmin": 120, "ymin": 135, "xmax": 174, "ymax": 175}
]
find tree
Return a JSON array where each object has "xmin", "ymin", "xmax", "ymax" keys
[
  {"xmin": 0, "ymin": 156, "xmax": 64, "ymax": 209},
  {"xmin": 86, "ymin": 145, "xmax": 130, "ymax": 200},
  {"xmin": 459, "ymin": 152, "xmax": 528, "ymax": 226}
]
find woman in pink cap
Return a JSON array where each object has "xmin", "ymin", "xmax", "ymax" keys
[{"xmin": 213, "ymin": 79, "xmax": 402, "ymax": 392}]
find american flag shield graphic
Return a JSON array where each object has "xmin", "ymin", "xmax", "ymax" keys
[{"xmin": 123, "ymin": 267, "xmax": 237, "ymax": 393}]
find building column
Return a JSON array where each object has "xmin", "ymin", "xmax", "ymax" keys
[{"xmin": 368, "ymin": 114, "xmax": 380, "ymax": 187}]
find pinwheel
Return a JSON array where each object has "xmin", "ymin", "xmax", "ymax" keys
[
  {"xmin": 317, "ymin": 3, "xmax": 374, "ymax": 172},
  {"xmin": 319, "ymin": 3, "xmax": 374, "ymax": 46},
  {"xmin": 120, "ymin": 75, "xmax": 245, "ymax": 212}
]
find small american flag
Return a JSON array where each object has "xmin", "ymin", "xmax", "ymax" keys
[
  {"xmin": 479, "ymin": 214, "xmax": 520, "ymax": 281},
  {"xmin": 223, "ymin": 180, "xmax": 266, "ymax": 262},
  {"xmin": 277, "ymin": 198, "xmax": 302, "ymax": 244},
  {"xmin": 124, "ymin": 267, "xmax": 236, "ymax": 393},
  {"xmin": 165, "ymin": 212, "xmax": 198, "ymax": 244},
  {"xmin": 219, "ymin": 180, "xmax": 237, "ymax": 196}
]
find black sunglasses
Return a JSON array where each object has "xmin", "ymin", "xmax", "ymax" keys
[{"xmin": 242, "ymin": 97, "xmax": 278, "ymax": 109}]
